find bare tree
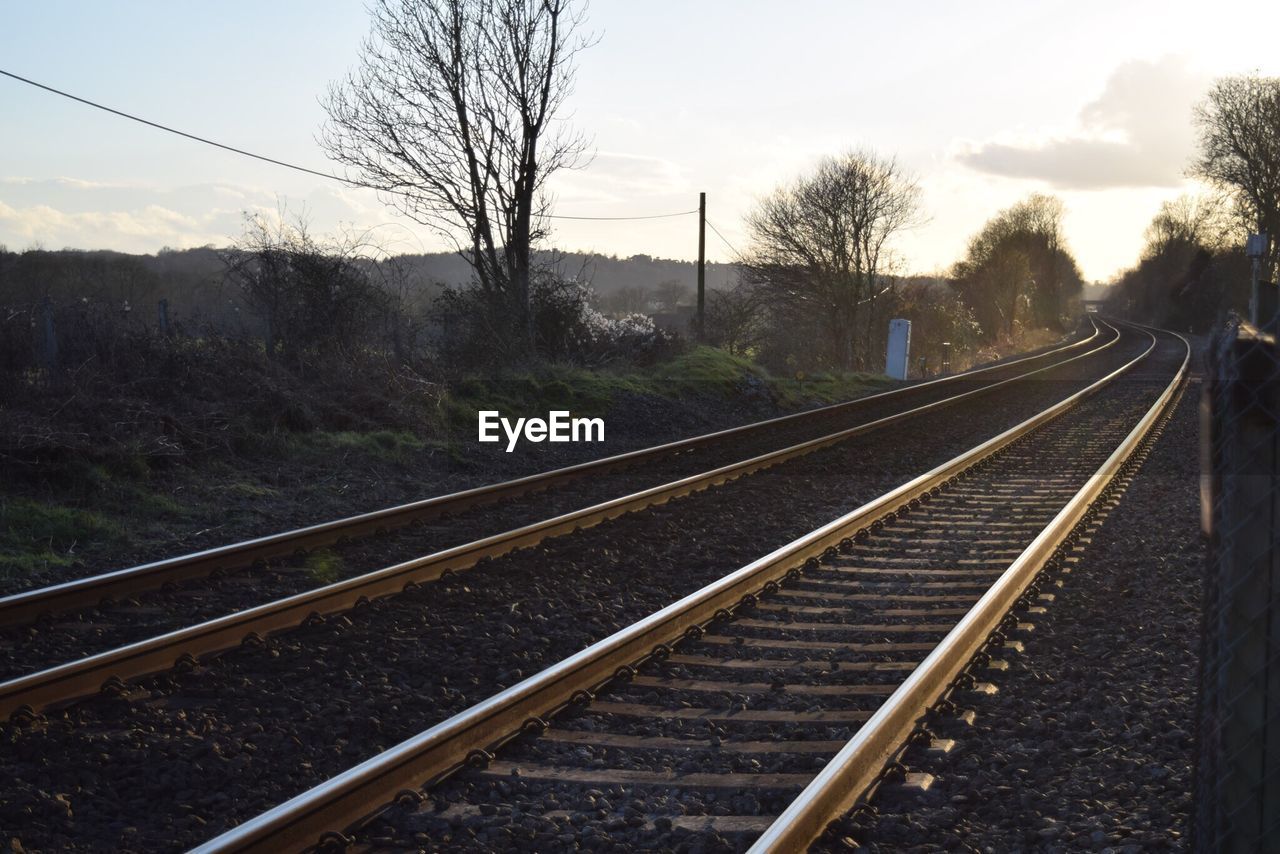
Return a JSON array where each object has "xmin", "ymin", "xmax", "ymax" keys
[
  {"xmin": 599, "ymin": 285, "xmax": 652, "ymax": 316},
  {"xmin": 653, "ymin": 279, "xmax": 690, "ymax": 312},
  {"xmin": 1142, "ymin": 194, "xmax": 1235, "ymax": 260},
  {"xmin": 953, "ymin": 194, "xmax": 1083, "ymax": 340},
  {"xmin": 1192, "ymin": 74, "xmax": 1280, "ymax": 278},
  {"xmin": 321, "ymin": 0, "xmax": 593, "ymax": 351},
  {"xmin": 222, "ymin": 211, "xmax": 390, "ymax": 365},
  {"xmin": 742, "ymin": 150, "xmax": 921, "ymax": 370},
  {"xmin": 704, "ymin": 282, "xmax": 767, "ymax": 356}
]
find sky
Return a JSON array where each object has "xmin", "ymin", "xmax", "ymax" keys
[{"xmin": 2, "ymin": 0, "xmax": 1279, "ymax": 282}]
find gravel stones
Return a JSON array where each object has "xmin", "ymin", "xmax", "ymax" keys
[
  {"xmin": 818, "ymin": 346, "xmax": 1203, "ymax": 852},
  {"xmin": 0, "ymin": 330, "xmax": 1155, "ymax": 852}
]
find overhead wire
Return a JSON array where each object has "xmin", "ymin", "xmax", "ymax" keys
[
  {"xmin": 0, "ymin": 67, "xmax": 697, "ymax": 223},
  {"xmin": 704, "ymin": 218, "xmax": 742, "ymax": 259}
]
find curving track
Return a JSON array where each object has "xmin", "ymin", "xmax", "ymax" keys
[
  {"xmin": 0, "ymin": 320, "xmax": 1105, "ymax": 625},
  {"xmin": 0, "ymin": 320, "xmax": 1182, "ymax": 853},
  {"xmin": 179, "ymin": 322, "xmax": 1188, "ymax": 853},
  {"xmin": 0, "ymin": 322, "xmax": 1122, "ymax": 717}
]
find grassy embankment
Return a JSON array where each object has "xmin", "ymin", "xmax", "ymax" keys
[{"xmin": 0, "ymin": 347, "xmax": 890, "ymax": 587}]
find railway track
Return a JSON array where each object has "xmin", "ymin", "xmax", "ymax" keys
[
  {"xmin": 0, "ymin": 322, "xmax": 1126, "ymax": 717},
  {"xmin": 0, "ymin": 321, "xmax": 1104, "ymax": 631},
  {"xmin": 187, "ymin": 322, "xmax": 1189, "ymax": 853},
  {"xmin": 0, "ymin": 320, "xmax": 1168, "ymax": 853}
]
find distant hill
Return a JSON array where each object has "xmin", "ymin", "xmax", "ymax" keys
[
  {"xmin": 392, "ymin": 250, "xmax": 739, "ymax": 296},
  {"xmin": 0, "ymin": 245, "xmax": 746, "ymax": 333}
]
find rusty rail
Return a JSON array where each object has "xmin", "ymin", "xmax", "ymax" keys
[
  {"xmin": 749, "ymin": 324, "xmax": 1189, "ymax": 852},
  {"xmin": 0, "ymin": 322, "xmax": 1102, "ymax": 627},
  {"xmin": 187, "ymin": 324, "xmax": 1155, "ymax": 854}
]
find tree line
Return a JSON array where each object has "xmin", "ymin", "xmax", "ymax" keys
[
  {"xmin": 701, "ymin": 153, "xmax": 1083, "ymax": 375},
  {"xmin": 7, "ymin": 0, "xmax": 1276, "ymax": 390},
  {"xmin": 1108, "ymin": 74, "xmax": 1280, "ymax": 329}
]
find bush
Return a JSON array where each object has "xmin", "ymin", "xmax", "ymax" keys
[{"xmin": 432, "ymin": 270, "xmax": 682, "ymax": 371}]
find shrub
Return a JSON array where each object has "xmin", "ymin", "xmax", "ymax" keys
[{"xmin": 432, "ymin": 271, "xmax": 682, "ymax": 371}]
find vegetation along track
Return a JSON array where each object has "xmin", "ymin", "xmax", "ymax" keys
[
  {"xmin": 0, "ymin": 320, "xmax": 1104, "ymax": 623},
  {"xmin": 0, "ymin": 324, "xmax": 1122, "ymax": 700},
  {"xmin": 190, "ymin": 323, "xmax": 1188, "ymax": 853},
  {"xmin": 0, "ymin": 321, "xmax": 1176, "ymax": 853}
]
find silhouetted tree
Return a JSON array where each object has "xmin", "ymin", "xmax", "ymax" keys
[
  {"xmin": 599, "ymin": 285, "xmax": 652, "ymax": 316},
  {"xmin": 1193, "ymin": 74, "xmax": 1280, "ymax": 279},
  {"xmin": 653, "ymin": 279, "xmax": 690, "ymax": 312},
  {"xmin": 704, "ymin": 281, "xmax": 767, "ymax": 356},
  {"xmin": 742, "ymin": 150, "xmax": 921, "ymax": 370},
  {"xmin": 222, "ymin": 213, "xmax": 390, "ymax": 365},
  {"xmin": 953, "ymin": 194, "xmax": 1083, "ymax": 340},
  {"xmin": 1109, "ymin": 194, "xmax": 1248, "ymax": 331},
  {"xmin": 321, "ymin": 0, "xmax": 593, "ymax": 356}
]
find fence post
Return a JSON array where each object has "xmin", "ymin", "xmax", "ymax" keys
[
  {"xmin": 265, "ymin": 314, "xmax": 277, "ymax": 361},
  {"xmin": 1198, "ymin": 320, "xmax": 1280, "ymax": 852},
  {"xmin": 38, "ymin": 295, "xmax": 57, "ymax": 370}
]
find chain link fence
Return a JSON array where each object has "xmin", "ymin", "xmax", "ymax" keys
[{"xmin": 1197, "ymin": 317, "xmax": 1280, "ymax": 853}]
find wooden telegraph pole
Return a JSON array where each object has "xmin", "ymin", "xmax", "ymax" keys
[{"xmin": 697, "ymin": 191, "xmax": 707, "ymax": 340}]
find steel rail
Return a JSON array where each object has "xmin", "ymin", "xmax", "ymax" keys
[
  {"xmin": 0, "ymin": 322, "xmax": 1122, "ymax": 720},
  {"xmin": 187, "ymin": 324, "xmax": 1157, "ymax": 854},
  {"xmin": 748, "ymin": 324, "xmax": 1191, "ymax": 853},
  {"xmin": 0, "ymin": 321, "xmax": 1103, "ymax": 627}
]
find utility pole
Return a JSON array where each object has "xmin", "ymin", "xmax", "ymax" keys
[
  {"xmin": 1247, "ymin": 233, "xmax": 1269, "ymax": 325},
  {"xmin": 697, "ymin": 191, "xmax": 706, "ymax": 341}
]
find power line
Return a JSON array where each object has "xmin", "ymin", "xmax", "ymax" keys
[
  {"xmin": 1, "ymin": 68, "xmax": 340, "ymax": 183},
  {"xmin": 705, "ymin": 217, "xmax": 742, "ymax": 258},
  {"xmin": 547, "ymin": 209, "xmax": 696, "ymax": 221},
  {"xmin": 0, "ymin": 67, "xmax": 696, "ymax": 223},
  {"xmin": 707, "ymin": 215, "xmax": 887, "ymax": 301}
]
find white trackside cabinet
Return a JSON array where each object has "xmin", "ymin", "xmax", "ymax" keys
[{"xmin": 885, "ymin": 318, "xmax": 911, "ymax": 380}]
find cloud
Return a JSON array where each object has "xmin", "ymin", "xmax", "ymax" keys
[
  {"xmin": 957, "ymin": 56, "xmax": 1209, "ymax": 190},
  {"xmin": 0, "ymin": 198, "xmax": 224, "ymax": 250},
  {"xmin": 0, "ymin": 177, "xmax": 440, "ymax": 254},
  {"xmin": 552, "ymin": 151, "xmax": 689, "ymax": 205}
]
